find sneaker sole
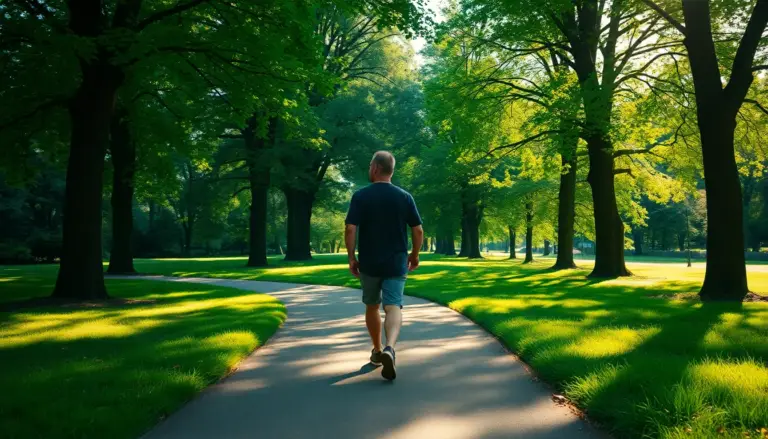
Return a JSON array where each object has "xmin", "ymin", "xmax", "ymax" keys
[{"xmin": 381, "ymin": 351, "xmax": 396, "ymax": 381}]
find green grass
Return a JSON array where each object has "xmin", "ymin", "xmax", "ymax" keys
[
  {"xmin": 0, "ymin": 269, "xmax": 286, "ymax": 439},
  {"xmin": 2, "ymin": 255, "xmax": 767, "ymax": 438},
  {"xmin": 130, "ymin": 254, "xmax": 767, "ymax": 439}
]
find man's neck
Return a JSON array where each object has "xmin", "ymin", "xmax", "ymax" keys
[{"xmin": 372, "ymin": 178, "xmax": 391, "ymax": 184}]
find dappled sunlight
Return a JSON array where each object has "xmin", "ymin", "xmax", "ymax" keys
[
  {"xmin": 1, "ymin": 288, "xmax": 285, "ymax": 349},
  {"xmin": 564, "ymin": 327, "xmax": 660, "ymax": 359},
  {"xmin": 410, "ymin": 269, "xmax": 451, "ymax": 281},
  {"xmin": 385, "ymin": 404, "xmax": 580, "ymax": 439}
]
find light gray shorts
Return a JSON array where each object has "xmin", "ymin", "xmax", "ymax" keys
[{"xmin": 360, "ymin": 273, "xmax": 407, "ymax": 308}]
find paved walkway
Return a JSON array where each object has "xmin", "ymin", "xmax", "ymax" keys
[{"xmin": 124, "ymin": 276, "xmax": 604, "ymax": 439}]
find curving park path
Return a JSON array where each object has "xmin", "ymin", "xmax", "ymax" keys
[{"xmin": 122, "ymin": 276, "xmax": 605, "ymax": 439}]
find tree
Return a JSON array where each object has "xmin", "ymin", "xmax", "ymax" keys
[{"xmin": 641, "ymin": 0, "xmax": 768, "ymax": 300}]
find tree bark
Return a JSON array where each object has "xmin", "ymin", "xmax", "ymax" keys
[
  {"xmin": 53, "ymin": 59, "xmax": 124, "ymax": 299},
  {"xmin": 247, "ymin": 183, "xmax": 269, "ymax": 266},
  {"xmin": 524, "ymin": 201, "xmax": 534, "ymax": 264},
  {"xmin": 561, "ymin": 0, "xmax": 629, "ymax": 278},
  {"xmin": 509, "ymin": 227, "xmax": 517, "ymax": 259},
  {"xmin": 586, "ymin": 137, "xmax": 630, "ymax": 277},
  {"xmin": 466, "ymin": 213, "xmax": 482, "ymax": 259},
  {"xmin": 244, "ymin": 116, "xmax": 274, "ymax": 267},
  {"xmin": 284, "ymin": 187, "xmax": 315, "ymax": 261},
  {"xmin": 679, "ymin": 0, "xmax": 766, "ymax": 300},
  {"xmin": 458, "ymin": 214, "xmax": 469, "ymax": 257},
  {"xmin": 543, "ymin": 240, "xmax": 551, "ymax": 256},
  {"xmin": 182, "ymin": 222, "xmax": 193, "ymax": 257},
  {"xmin": 443, "ymin": 231, "xmax": 457, "ymax": 256},
  {"xmin": 553, "ymin": 153, "xmax": 577, "ymax": 269},
  {"xmin": 107, "ymin": 105, "xmax": 137, "ymax": 274},
  {"xmin": 697, "ymin": 122, "xmax": 748, "ymax": 300}
]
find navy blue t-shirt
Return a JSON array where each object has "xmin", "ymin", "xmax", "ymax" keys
[{"xmin": 345, "ymin": 183, "xmax": 422, "ymax": 277}]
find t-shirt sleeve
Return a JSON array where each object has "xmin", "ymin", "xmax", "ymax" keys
[
  {"xmin": 406, "ymin": 194, "xmax": 423, "ymax": 227},
  {"xmin": 345, "ymin": 192, "xmax": 362, "ymax": 225}
]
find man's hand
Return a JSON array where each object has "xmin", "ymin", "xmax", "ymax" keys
[
  {"xmin": 349, "ymin": 258, "xmax": 360, "ymax": 278},
  {"xmin": 407, "ymin": 253, "xmax": 419, "ymax": 272}
]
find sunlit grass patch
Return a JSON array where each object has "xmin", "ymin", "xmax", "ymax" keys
[{"xmin": 0, "ymin": 273, "xmax": 286, "ymax": 439}]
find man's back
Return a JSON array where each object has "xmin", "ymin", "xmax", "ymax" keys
[{"xmin": 345, "ymin": 182, "xmax": 422, "ymax": 277}]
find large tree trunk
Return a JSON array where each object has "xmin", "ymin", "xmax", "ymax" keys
[
  {"xmin": 680, "ymin": 0, "xmax": 762, "ymax": 300},
  {"xmin": 524, "ymin": 201, "xmax": 534, "ymax": 264},
  {"xmin": 698, "ymin": 122, "xmax": 748, "ymax": 300},
  {"xmin": 586, "ymin": 137, "xmax": 630, "ymax": 277},
  {"xmin": 509, "ymin": 226, "xmax": 517, "ymax": 259},
  {"xmin": 543, "ymin": 240, "xmax": 551, "ymax": 256},
  {"xmin": 53, "ymin": 60, "xmax": 124, "ymax": 299},
  {"xmin": 284, "ymin": 187, "xmax": 315, "ymax": 261},
  {"xmin": 553, "ymin": 153, "xmax": 577, "ymax": 269},
  {"xmin": 107, "ymin": 105, "xmax": 137, "ymax": 274},
  {"xmin": 563, "ymin": 1, "xmax": 629, "ymax": 278}
]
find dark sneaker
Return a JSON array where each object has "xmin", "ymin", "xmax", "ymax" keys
[
  {"xmin": 381, "ymin": 346, "xmax": 397, "ymax": 381},
  {"xmin": 370, "ymin": 349, "xmax": 383, "ymax": 366}
]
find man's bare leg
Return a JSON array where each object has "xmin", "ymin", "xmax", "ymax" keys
[
  {"xmin": 383, "ymin": 305, "xmax": 402, "ymax": 348},
  {"xmin": 365, "ymin": 304, "xmax": 383, "ymax": 352}
]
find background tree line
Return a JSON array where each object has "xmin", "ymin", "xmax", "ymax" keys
[{"xmin": 2, "ymin": 0, "xmax": 768, "ymax": 302}]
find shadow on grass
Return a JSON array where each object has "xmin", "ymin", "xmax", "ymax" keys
[{"xmin": 0, "ymin": 277, "xmax": 286, "ymax": 439}]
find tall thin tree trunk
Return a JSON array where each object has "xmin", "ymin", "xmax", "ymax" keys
[
  {"xmin": 543, "ymin": 240, "xmax": 551, "ymax": 256},
  {"xmin": 284, "ymin": 187, "xmax": 315, "ymax": 261},
  {"xmin": 633, "ymin": 228, "xmax": 644, "ymax": 255},
  {"xmin": 244, "ymin": 115, "xmax": 275, "ymax": 267},
  {"xmin": 107, "ymin": 105, "xmax": 137, "ymax": 274},
  {"xmin": 247, "ymin": 184, "xmax": 269, "ymax": 267},
  {"xmin": 182, "ymin": 222, "xmax": 193, "ymax": 257},
  {"xmin": 458, "ymin": 213, "xmax": 469, "ymax": 257},
  {"xmin": 524, "ymin": 201, "xmax": 534, "ymax": 264},
  {"xmin": 509, "ymin": 226, "xmax": 517, "ymax": 259},
  {"xmin": 553, "ymin": 153, "xmax": 577, "ymax": 269}
]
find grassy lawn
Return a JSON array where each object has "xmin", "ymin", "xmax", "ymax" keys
[
  {"xmin": 0, "ymin": 269, "xmax": 286, "ymax": 439},
  {"xmin": 122, "ymin": 253, "xmax": 768, "ymax": 439}
]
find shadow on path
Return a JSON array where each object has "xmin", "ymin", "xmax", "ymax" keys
[{"xmin": 122, "ymin": 276, "xmax": 606, "ymax": 439}]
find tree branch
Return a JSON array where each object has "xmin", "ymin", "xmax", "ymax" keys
[
  {"xmin": 487, "ymin": 130, "xmax": 561, "ymax": 155},
  {"xmin": 136, "ymin": 0, "xmax": 209, "ymax": 30},
  {"xmin": 745, "ymin": 98, "xmax": 768, "ymax": 116},
  {"xmin": 640, "ymin": 0, "xmax": 687, "ymax": 35}
]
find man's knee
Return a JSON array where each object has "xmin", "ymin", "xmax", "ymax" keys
[
  {"xmin": 383, "ymin": 304, "xmax": 402, "ymax": 313},
  {"xmin": 366, "ymin": 303, "xmax": 380, "ymax": 311}
]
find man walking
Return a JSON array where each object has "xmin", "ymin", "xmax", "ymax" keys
[{"xmin": 345, "ymin": 151, "xmax": 423, "ymax": 381}]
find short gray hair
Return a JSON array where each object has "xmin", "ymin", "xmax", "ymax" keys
[{"xmin": 372, "ymin": 151, "xmax": 396, "ymax": 175}]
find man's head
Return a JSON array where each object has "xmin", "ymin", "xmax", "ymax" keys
[{"xmin": 369, "ymin": 151, "xmax": 396, "ymax": 182}]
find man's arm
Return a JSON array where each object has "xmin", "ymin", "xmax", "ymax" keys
[
  {"xmin": 408, "ymin": 225, "xmax": 424, "ymax": 271},
  {"xmin": 345, "ymin": 224, "xmax": 360, "ymax": 277}
]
